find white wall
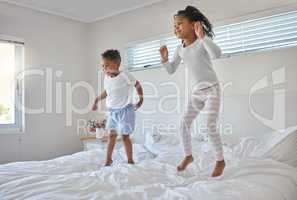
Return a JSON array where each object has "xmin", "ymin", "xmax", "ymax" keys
[
  {"xmin": 88, "ymin": 0, "xmax": 297, "ymax": 141},
  {"xmin": 0, "ymin": 2, "xmax": 90, "ymax": 164}
]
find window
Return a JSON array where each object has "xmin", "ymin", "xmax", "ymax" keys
[
  {"xmin": 215, "ymin": 10, "xmax": 297, "ymax": 56},
  {"xmin": 125, "ymin": 36, "xmax": 180, "ymax": 71},
  {"xmin": 0, "ymin": 36, "xmax": 24, "ymax": 133},
  {"xmin": 125, "ymin": 10, "xmax": 297, "ymax": 71}
]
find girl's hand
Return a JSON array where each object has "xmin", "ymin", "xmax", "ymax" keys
[
  {"xmin": 159, "ymin": 46, "xmax": 169, "ymax": 63},
  {"xmin": 194, "ymin": 22, "xmax": 205, "ymax": 40}
]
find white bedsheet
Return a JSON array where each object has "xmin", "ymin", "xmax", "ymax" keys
[{"xmin": 0, "ymin": 135, "xmax": 297, "ymax": 200}]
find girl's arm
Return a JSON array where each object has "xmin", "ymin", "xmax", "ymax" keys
[
  {"xmin": 201, "ymin": 37, "xmax": 222, "ymax": 59},
  {"xmin": 194, "ymin": 22, "xmax": 221, "ymax": 59},
  {"xmin": 92, "ymin": 90, "xmax": 107, "ymax": 111},
  {"xmin": 134, "ymin": 80, "xmax": 143, "ymax": 110},
  {"xmin": 160, "ymin": 46, "xmax": 182, "ymax": 74}
]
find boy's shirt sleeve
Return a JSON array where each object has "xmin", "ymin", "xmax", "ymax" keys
[
  {"xmin": 103, "ymin": 75, "xmax": 108, "ymax": 90},
  {"xmin": 123, "ymin": 71, "xmax": 137, "ymax": 86}
]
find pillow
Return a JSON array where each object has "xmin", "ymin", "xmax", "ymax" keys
[
  {"xmin": 230, "ymin": 126, "xmax": 297, "ymax": 168},
  {"xmin": 143, "ymin": 128, "xmax": 162, "ymax": 156},
  {"xmin": 220, "ymin": 133, "xmax": 241, "ymax": 148},
  {"xmin": 257, "ymin": 126, "xmax": 297, "ymax": 167},
  {"xmin": 232, "ymin": 137, "xmax": 262, "ymax": 159}
]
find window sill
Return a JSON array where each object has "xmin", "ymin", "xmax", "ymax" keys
[
  {"xmin": 0, "ymin": 128, "xmax": 24, "ymax": 134},
  {"xmin": 126, "ymin": 65, "xmax": 161, "ymax": 72}
]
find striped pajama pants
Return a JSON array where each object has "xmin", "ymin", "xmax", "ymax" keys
[{"xmin": 180, "ymin": 83, "xmax": 224, "ymax": 161}]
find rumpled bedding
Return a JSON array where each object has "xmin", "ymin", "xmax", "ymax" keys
[{"xmin": 0, "ymin": 132, "xmax": 297, "ymax": 200}]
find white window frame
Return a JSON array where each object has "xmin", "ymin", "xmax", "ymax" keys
[
  {"xmin": 125, "ymin": 9, "xmax": 297, "ymax": 71},
  {"xmin": 123, "ymin": 34, "xmax": 181, "ymax": 72},
  {"xmin": 0, "ymin": 35, "xmax": 25, "ymax": 134}
]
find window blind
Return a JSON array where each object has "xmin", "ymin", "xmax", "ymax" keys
[
  {"xmin": 125, "ymin": 10, "xmax": 297, "ymax": 71},
  {"xmin": 214, "ymin": 10, "xmax": 297, "ymax": 56}
]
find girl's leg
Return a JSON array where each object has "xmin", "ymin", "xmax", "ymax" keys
[
  {"xmin": 204, "ymin": 85, "xmax": 225, "ymax": 177},
  {"xmin": 177, "ymin": 91, "xmax": 205, "ymax": 171},
  {"xmin": 122, "ymin": 135, "xmax": 134, "ymax": 164},
  {"xmin": 105, "ymin": 130, "xmax": 117, "ymax": 166}
]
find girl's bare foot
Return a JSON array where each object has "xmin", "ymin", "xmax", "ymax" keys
[
  {"xmin": 105, "ymin": 159, "xmax": 113, "ymax": 166},
  {"xmin": 128, "ymin": 160, "xmax": 135, "ymax": 164},
  {"xmin": 211, "ymin": 160, "xmax": 225, "ymax": 177},
  {"xmin": 177, "ymin": 155, "xmax": 194, "ymax": 171}
]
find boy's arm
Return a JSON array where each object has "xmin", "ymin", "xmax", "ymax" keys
[
  {"xmin": 92, "ymin": 90, "xmax": 107, "ymax": 111},
  {"xmin": 134, "ymin": 80, "xmax": 143, "ymax": 110}
]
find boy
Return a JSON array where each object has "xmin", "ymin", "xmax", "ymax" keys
[{"xmin": 92, "ymin": 49, "xmax": 143, "ymax": 166}]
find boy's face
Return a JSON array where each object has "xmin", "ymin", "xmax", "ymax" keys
[
  {"xmin": 101, "ymin": 58, "xmax": 120, "ymax": 76},
  {"xmin": 174, "ymin": 15, "xmax": 195, "ymax": 39}
]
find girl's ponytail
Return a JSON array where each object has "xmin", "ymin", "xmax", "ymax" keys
[{"xmin": 175, "ymin": 5, "xmax": 214, "ymax": 39}]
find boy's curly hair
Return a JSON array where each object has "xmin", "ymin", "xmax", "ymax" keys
[{"xmin": 101, "ymin": 49, "xmax": 121, "ymax": 62}]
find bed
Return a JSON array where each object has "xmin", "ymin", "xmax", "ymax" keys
[{"xmin": 0, "ymin": 127, "xmax": 297, "ymax": 200}]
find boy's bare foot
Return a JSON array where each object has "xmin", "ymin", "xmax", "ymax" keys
[
  {"xmin": 177, "ymin": 155, "xmax": 194, "ymax": 171},
  {"xmin": 128, "ymin": 160, "xmax": 135, "ymax": 164},
  {"xmin": 104, "ymin": 159, "xmax": 113, "ymax": 166},
  {"xmin": 211, "ymin": 160, "xmax": 225, "ymax": 177}
]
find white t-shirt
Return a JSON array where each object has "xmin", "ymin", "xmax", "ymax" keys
[
  {"xmin": 104, "ymin": 71, "xmax": 137, "ymax": 109},
  {"xmin": 163, "ymin": 36, "xmax": 221, "ymax": 90}
]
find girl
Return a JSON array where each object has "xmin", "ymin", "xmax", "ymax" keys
[{"xmin": 159, "ymin": 6, "xmax": 225, "ymax": 177}]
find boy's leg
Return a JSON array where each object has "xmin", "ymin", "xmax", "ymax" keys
[
  {"xmin": 119, "ymin": 104, "xmax": 135, "ymax": 164},
  {"xmin": 122, "ymin": 135, "xmax": 134, "ymax": 164},
  {"xmin": 105, "ymin": 130, "xmax": 117, "ymax": 166}
]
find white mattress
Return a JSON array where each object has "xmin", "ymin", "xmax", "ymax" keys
[{"xmin": 0, "ymin": 134, "xmax": 297, "ymax": 200}]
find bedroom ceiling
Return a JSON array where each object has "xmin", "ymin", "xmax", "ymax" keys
[
  {"xmin": 1, "ymin": 0, "xmax": 166, "ymax": 23},
  {"xmin": 2, "ymin": 0, "xmax": 297, "ymax": 23}
]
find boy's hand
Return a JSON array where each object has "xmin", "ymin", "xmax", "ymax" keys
[
  {"xmin": 92, "ymin": 96, "xmax": 102, "ymax": 111},
  {"xmin": 159, "ymin": 46, "xmax": 169, "ymax": 63},
  {"xmin": 134, "ymin": 81, "xmax": 143, "ymax": 111},
  {"xmin": 134, "ymin": 98, "xmax": 143, "ymax": 111},
  {"xmin": 194, "ymin": 22, "xmax": 205, "ymax": 40},
  {"xmin": 92, "ymin": 103, "xmax": 98, "ymax": 111}
]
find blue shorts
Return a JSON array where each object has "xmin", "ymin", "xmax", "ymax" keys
[{"xmin": 106, "ymin": 104, "xmax": 135, "ymax": 135}]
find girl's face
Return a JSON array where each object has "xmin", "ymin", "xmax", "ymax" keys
[
  {"xmin": 101, "ymin": 58, "xmax": 120, "ymax": 77},
  {"xmin": 174, "ymin": 15, "xmax": 195, "ymax": 39}
]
